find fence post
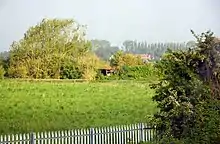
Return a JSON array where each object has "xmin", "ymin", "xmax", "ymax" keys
[
  {"xmin": 30, "ymin": 132, "xmax": 35, "ymax": 144},
  {"xmin": 89, "ymin": 128, "xmax": 94, "ymax": 144},
  {"xmin": 139, "ymin": 123, "xmax": 144, "ymax": 142}
]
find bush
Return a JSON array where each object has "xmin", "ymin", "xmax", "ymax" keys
[
  {"xmin": 110, "ymin": 50, "xmax": 144, "ymax": 68},
  {"xmin": 60, "ymin": 53, "xmax": 106, "ymax": 80},
  {"xmin": 60, "ymin": 64, "xmax": 82, "ymax": 79},
  {"xmin": 183, "ymin": 100, "xmax": 220, "ymax": 144},
  {"xmin": 151, "ymin": 30, "xmax": 220, "ymax": 143},
  {"xmin": 119, "ymin": 64, "xmax": 155, "ymax": 80},
  {"xmin": 0, "ymin": 65, "xmax": 5, "ymax": 79},
  {"xmin": 96, "ymin": 63, "xmax": 156, "ymax": 81},
  {"xmin": 76, "ymin": 53, "xmax": 104, "ymax": 80}
]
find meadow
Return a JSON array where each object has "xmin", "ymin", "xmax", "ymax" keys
[{"xmin": 0, "ymin": 80, "xmax": 156, "ymax": 134}]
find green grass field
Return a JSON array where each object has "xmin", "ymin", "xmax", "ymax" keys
[{"xmin": 0, "ymin": 80, "xmax": 156, "ymax": 134}]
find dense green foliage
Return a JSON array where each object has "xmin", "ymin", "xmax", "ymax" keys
[
  {"xmin": 96, "ymin": 50, "xmax": 157, "ymax": 81},
  {"xmin": 95, "ymin": 50, "xmax": 156, "ymax": 81},
  {"xmin": 0, "ymin": 53, "xmax": 8, "ymax": 78},
  {"xmin": 97, "ymin": 64, "xmax": 156, "ymax": 81},
  {"xmin": 60, "ymin": 62, "xmax": 82, "ymax": 79},
  {"xmin": 0, "ymin": 65, "xmax": 5, "ymax": 79},
  {"xmin": 0, "ymin": 80, "xmax": 156, "ymax": 134},
  {"xmin": 109, "ymin": 50, "xmax": 144, "ymax": 68},
  {"xmin": 1, "ymin": 18, "xmax": 105, "ymax": 80},
  {"xmin": 151, "ymin": 31, "xmax": 220, "ymax": 143},
  {"xmin": 119, "ymin": 65, "xmax": 155, "ymax": 79}
]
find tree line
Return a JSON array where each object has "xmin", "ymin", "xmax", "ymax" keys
[
  {"xmin": 91, "ymin": 39, "xmax": 195, "ymax": 61},
  {"xmin": 1, "ymin": 39, "xmax": 194, "ymax": 62},
  {"xmin": 0, "ymin": 18, "xmax": 195, "ymax": 80}
]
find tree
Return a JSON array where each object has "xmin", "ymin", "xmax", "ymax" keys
[
  {"xmin": 123, "ymin": 40, "xmax": 135, "ymax": 53},
  {"xmin": 151, "ymin": 30, "xmax": 220, "ymax": 143},
  {"xmin": 110, "ymin": 51, "xmax": 144, "ymax": 68},
  {"xmin": 95, "ymin": 46, "xmax": 119, "ymax": 61},
  {"xmin": 91, "ymin": 39, "xmax": 120, "ymax": 61},
  {"xmin": 91, "ymin": 39, "xmax": 111, "ymax": 51},
  {"xmin": 76, "ymin": 52, "xmax": 104, "ymax": 80},
  {"xmin": 8, "ymin": 18, "xmax": 92, "ymax": 79}
]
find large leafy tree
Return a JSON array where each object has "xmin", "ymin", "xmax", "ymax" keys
[{"xmin": 8, "ymin": 18, "xmax": 91, "ymax": 79}]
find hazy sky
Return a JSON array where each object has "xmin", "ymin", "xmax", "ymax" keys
[{"xmin": 0, "ymin": 0, "xmax": 219, "ymax": 51}]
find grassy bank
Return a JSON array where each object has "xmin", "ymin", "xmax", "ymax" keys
[{"xmin": 0, "ymin": 80, "xmax": 156, "ymax": 134}]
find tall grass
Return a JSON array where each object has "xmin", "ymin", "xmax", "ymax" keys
[{"xmin": 0, "ymin": 80, "xmax": 156, "ymax": 134}]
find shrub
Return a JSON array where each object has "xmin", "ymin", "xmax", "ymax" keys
[
  {"xmin": 151, "ymin": 30, "xmax": 220, "ymax": 143},
  {"xmin": 96, "ymin": 62, "xmax": 156, "ymax": 81},
  {"xmin": 183, "ymin": 100, "xmax": 220, "ymax": 144},
  {"xmin": 76, "ymin": 53, "xmax": 100, "ymax": 80},
  {"xmin": 119, "ymin": 63, "xmax": 155, "ymax": 80},
  {"xmin": 60, "ymin": 64, "xmax": 82, "ymax": 79},
  {"xmin": 110, "ymin": 50, "xmax": 144, "ymax": 68},
  {"xmin": 0, "ymin": 65, "xmax": 5, "ymax": 79},
  {"xmin": 60, "ymin": 53, "xmax": 107, "ymax": 80}
]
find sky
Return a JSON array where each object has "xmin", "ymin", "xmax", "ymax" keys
[{"xmin": 0, "ymin": 0, "xmax": 219, "ymax": 51}]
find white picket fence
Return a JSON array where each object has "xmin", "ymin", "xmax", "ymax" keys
[{"xmin": 0, "ymin": 123, "xmax": 156, "ymax": 144}]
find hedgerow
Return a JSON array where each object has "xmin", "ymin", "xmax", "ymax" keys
[{"xmin": 96, "ymin": 63, "xmax": 157, "ymax": 81}]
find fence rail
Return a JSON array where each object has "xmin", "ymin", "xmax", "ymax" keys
[{"xmin": 0, "ymin": 123, "xmax": 156, "ymax": 144}]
